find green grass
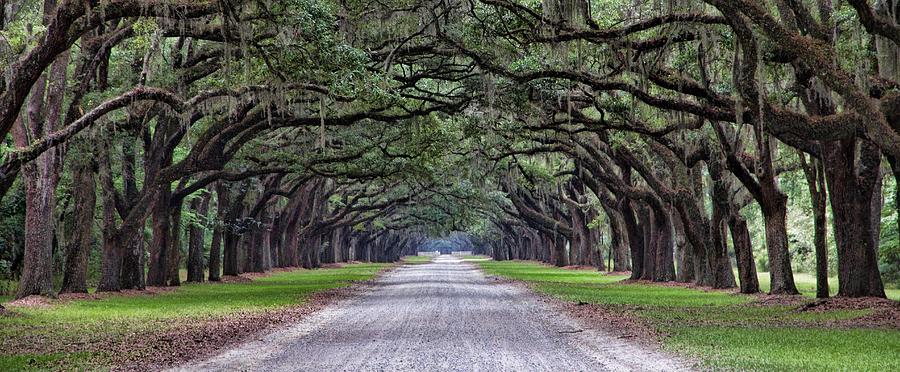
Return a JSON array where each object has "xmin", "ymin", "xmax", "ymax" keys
[
  {"xmin": 758, "ymin": 272, "xmax": 900, "ymax": 301},
  {"xmin": 479, "ymin": 260, "xmax": 627, "ymax": 284},
  {"xmin": 890, "ymin": 288, "xmax": 900, "ymax": 300},
  {"xmin": 537, "ymin": 282, "xmax": 752, "ymax": 307},
  {"xmin": 401, "ymin": 255, "xmax": 434, "ymax": 264},
  {"xmin": 758, "ymin": 272, "xmax": 829, "ymax": 297},
  {"xmin": 0, "ymin": 352, "xmax": 94, "ymax": 371},
  {"xmin": 0, "ymin": 263, "xmax": 389, "ymax": 370},
  {"xmin": 475, "ymin": 260, "xmax": 900, "ymax": 371},
  {"xmin": 668, "ymin": 327, "xmax": 900, "ymax": 371}
]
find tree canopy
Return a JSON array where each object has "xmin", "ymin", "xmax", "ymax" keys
[{"xmin": 1, "ymin": 0, "xmax": 899, "ymax": 300}]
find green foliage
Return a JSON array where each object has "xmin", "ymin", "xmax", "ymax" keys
[
  {"xmin": 0, "ymin": 181, "xmax": 24, "ymax": 293},
  {"xmin": 880, "ymin": 177, "xmax": 900, "ymax": 285},
  {"xmin": 0, "ymin": 1, "xmax": 44, "ymax": 62}
]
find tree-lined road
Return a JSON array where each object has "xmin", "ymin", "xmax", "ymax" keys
[{"xmin": 179, "ymin": 256, "xmax": 687, "ymax": 371}]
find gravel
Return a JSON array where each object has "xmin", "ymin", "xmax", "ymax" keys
[{"xmin": 175, "ymin": 256, "xmax": 691, "ymax": 372}]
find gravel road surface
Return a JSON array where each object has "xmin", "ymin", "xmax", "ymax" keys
[{"xmin": 176, "ymin": 255, "xmax": 689, "ymax": 371}]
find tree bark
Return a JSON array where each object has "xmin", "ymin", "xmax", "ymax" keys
[
  {"xmin": 710, "ymin": 194, "xmax": 738, "ymax": 289},
  {"xmin": 825, "ymin": 139, "xmax": 887, "ymax": 298},
  {"xmin": 638, "ymin": 204, "xmax": 656, "ymax": 281},
  {"xmin": 248, "ymin": 211, "xmax": 268, "ymax": 272},
  {"xmin": 13, "ymin": 13, "xmax": 68, "ymax": 298},
  {"xmin": 620, "ymin": 197, "xmax": 644, "ymax": 280},
  {"xmin": 147, "ymin": 187, "xmax": 171, "ymax": 286},
  {"xmin": 269, "ymin": 211, "xmax": 283, "ymax": 268},
  {"xmin": 759, "ymin": 188, "xmax": 799, "ymax": 295},
  {"xmin": 223, "ymin": 184, "xmax": 249, "ymax": 276},
  {"xmin": 118, "ymin": 137, "xmax": 144, "ymax": 290},
  {"xmin": 120, "ymin": 236, "xmax": 145, "ymax": 290},
  {"xmin": 672, "ymin": 214, "xmax": 694, "ymax": 283},
  {"xmin": 187, "ymin": 193, "xmax": 210, "ymax": 283},
  {"xmin": 59, "ymin": 154, "xmax": 96, "ymax": 294},
  {"xmin": 800, "ymin": 152, "xmax": 830, "ymax": 298},
  {"xmin": 97, "ymin": 142, "xmax": 122, "ymax": 292},
  {"xmin": 650, "ymin": 202, "xmax": 676, "ymax": 282},
  {"xmin": 208, "ymin": 183, "xmax": 228, "ymax": 281},
  {"xmin": 302, "ymin": 234, "xmax": 323, "ymax": 269},
  {"xmin": 728, "ymin": 213, "xmax": 760, "ymax": 294},
  {"xmin": 167, "ymin": 201, "xmax": 183, "ymax": 286},
  {"xmin": 223, "ymin": 225, "xmax": 241, "ymax": 276}
]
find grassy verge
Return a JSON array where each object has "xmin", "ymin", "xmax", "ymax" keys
[
  {"xmin": 400, "ymin": 255, "xmax": 434, "ymax": 264},
  {"xmin": 475, "ymin": 260, "xmax": 900, "ymax": 371},
  {"xmin": 0, "ymin": 263, "xmax": 389, "ymax": 370}
]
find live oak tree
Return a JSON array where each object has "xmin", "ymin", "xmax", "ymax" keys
[{"xmin": 1, "ymin": 0, "xmax": 899, "ymax": 301}]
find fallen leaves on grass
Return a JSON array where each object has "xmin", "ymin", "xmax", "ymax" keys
[
  {"xmin": 555, "ymin": 300, "xmax": 662, "ymax": 343},
  {"xmin": 605, "ymin": 271, "xmax": 632, "ymax": 276},
  {"xmin": 219, "ymin": 275, "xmax": 253, "ymax": 283},
  {"xmin": 319, "ymin": 263, "xmax": 347, "ymax": 269},
  {"xmin": 58, "ymin": 287, "xmax": 178, "ymax": 301},
  {"xmin": 751, "ymin": 294, "xmax": 811, "ymax": 307},
  {"xmin": 798, "ymin": 297, "xmax": 898, "ymax": 312},
  {"xmin": 236, "ymin": 268, "xmax": 303, "ymax": 280},
  {"xmin": 6, "ymin": 295, "xmax": 54, "ymax": 309},
  {"xmin": 560, "ymin": 265, "xmax": 600, "ymax": 271},
  {"xmin": 112, "ymin": 286, "xmax": 359, "ymax": 371},
  {"xmin": 622, "ymin": 279, "xmax": 739, "ymax": 294},
  {"xmin": 796, "ymin": 297, "xmax": 900, "ymax": 329}
]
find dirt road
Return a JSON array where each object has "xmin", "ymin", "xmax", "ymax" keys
[{"xmin": 177, "ymin": 256, "xmax": 689, "ymax": 371}]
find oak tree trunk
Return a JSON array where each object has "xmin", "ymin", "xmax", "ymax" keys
[
  {"xmin": 621, "ymin": 198, "xmax": 644, "ymax": 280},
  {"xmin": 187, "ymin": 193, "xmax": 210, "ymax": 283},
  {"xmin": 710, "ymin": 201, "xmax": 737, "ymax": 289},
  {"xmin": 13, "ymin": 15, "xmax": 68, "ymax": 298},
  {"xmin": 147, "ymin": 187, "xmax": 171, "ymax": 286},
  {"xmin": 759, "ymin": 186, "xmax": 799, "ymax": 295},
  {"xmin": 639, "ymin": 205, "xmax": 656, "ymax": 281},
  {"xmin": 118, "ymin": 137, "xmax": 144, "ymax": 290},
  {"xmin": 60, "ymin": 155, "xmax": 96, "ymax": 294},
  {"xmin": 650, "ymin": 203, "xmax": 676, "ymax": 282},
  {"xmin": 208, "ymin": 183, "xmax": 228, "ymax": 281},
  {"xmin": 728, "ymin": 213, "xmax": 759, "ymax": 294},
  {"xmin": 97, "ymin": 143, "xmax": 121, "ymax": 292},
  {"xmin": 800, "ymin": 153, "xmax": 830, "ymax": 298},
  {"xmin": 825, "ymin": 139, "xmax": 886, "ymax": 298},
  {"xmin": 167, "ymin": 202, "xmax": 183, "ymax": 286},
  {"xmin": 673, "ymin": 215, "xmax": 694, "ymax": 283}
]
